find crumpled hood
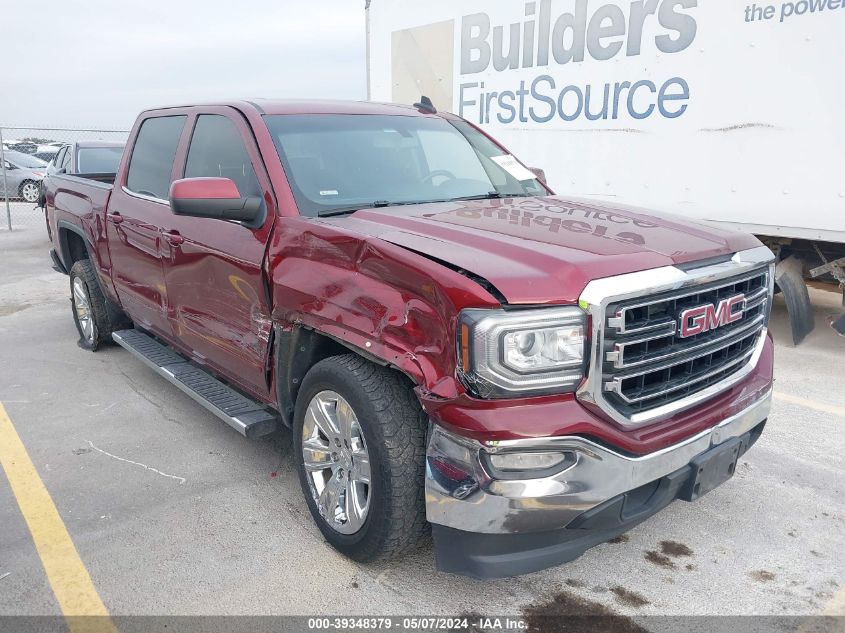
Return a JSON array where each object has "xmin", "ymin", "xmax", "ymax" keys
[{"xmin": 325, "ymin": 195, "xmax": 761, "ymax": 304}]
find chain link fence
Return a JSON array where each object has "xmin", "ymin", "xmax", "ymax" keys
[{"xmin": 1, "ymin": 126, "xmax": 130, "ymax": 231}]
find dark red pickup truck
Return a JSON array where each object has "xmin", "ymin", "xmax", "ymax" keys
[{"xmin": 45, "ymin": 99, "xmax": 774, "ymax": 578}]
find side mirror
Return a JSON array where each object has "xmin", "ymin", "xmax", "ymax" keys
[
  {"xmin": 4, "ymin": 162, "xmax": 16, "ymax": 171},
  {"xmin": 529, "ymin": 167, "xmax": 547, "ymax": 184},
  {"xmin": 169, "ymin": 177, "xmax": 262, "ymax": 223}
]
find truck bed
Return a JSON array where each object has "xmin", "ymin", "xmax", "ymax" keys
[
  {"xmin": 45, "ymin": 172, "xmax": 114, "ymax": 275},
  {"xmin": 48, "ymin": 173, "xmax": 113, "ymax": 219},
  {"xmin": 72, "ymin": 171, "xmax": 117, "ymax": 185}
]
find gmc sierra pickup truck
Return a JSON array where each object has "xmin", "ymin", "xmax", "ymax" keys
[{"xmin": 45, "ymin": 99, "xmax": 774, "ymax": 578}]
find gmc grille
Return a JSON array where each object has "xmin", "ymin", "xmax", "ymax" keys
[{"xmin": 601, "ymin": 267, "xmax": 770, "ymax": 418}]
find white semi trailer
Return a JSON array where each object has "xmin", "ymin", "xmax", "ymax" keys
[{"xmin": 365, "ymin": 0, "xmax": 845, "ymax": 341}]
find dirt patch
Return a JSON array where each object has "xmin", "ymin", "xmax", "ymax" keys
[
  {"xmin": 565, "ymin": 578, "xmax": 585, "ymax": 588},
  {"xmin": 609, "ymin": 534, "xmax": 630, "ymax": 544},
  {"xmin": 0, "ymin": 303, "xmax": 31, "ymax": 317},
  {"xmin": 659, "ymin": 540, "xmax": 693, "ymax": 557},
  {"xmin": 749, "ymin": 570, "xmax": 776, "ymax": 582},
  {"xmin": 609, "ymin": 587, "xmax": 650, "ymax": 608},
  {"xmin": 523, "ymin": 591, "xmax": 649, "ymax": 633},
  {"xmin": 453, "ymin": 612, "xmax": 486, "ymax": 633},
  {"xmin": 685, "ymin": 564, "xmax": 696, "ymax": 571},
  {"xmin": 644, "ymin": 550, "xmax": 677, "ymax": 569}
]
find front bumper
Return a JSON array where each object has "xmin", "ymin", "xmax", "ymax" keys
[{"xmin": 425, "ymin": 388, "xmax": 771, "ymax": 577}]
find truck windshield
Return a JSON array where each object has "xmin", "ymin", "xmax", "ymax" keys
[
  {"xmin": 78, "ymin": 146, "xmax": 124, "ymax": 173},
  {"xmin": 264, "ymin": 114, "xmax": 547, "ymax": 217}
]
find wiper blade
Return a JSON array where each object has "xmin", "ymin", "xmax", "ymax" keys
[
  {"xmin": 445, "ymin": 192, "xmax": 534, "ymax": 202},
  {"xmin": 317, "ymin": 200, "xmax": 392, "ymax": 218},
  {"xmin": 316, "ymin": 193, "xmax": 535, "ymax": 217}
]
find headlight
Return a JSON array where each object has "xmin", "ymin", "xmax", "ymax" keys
[{"xmin": 457, "ymin": 307, "xmax": 587, "ymax": 398}]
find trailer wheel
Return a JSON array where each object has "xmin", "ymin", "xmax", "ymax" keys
[
  {"xmin": 69, "ymin": 259, "xmax": 120, "ymax": 351},
  {"xmin": 293, "ymin": 354, "xmax": 428, "ymax": 562}
]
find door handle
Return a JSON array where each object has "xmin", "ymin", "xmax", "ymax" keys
[
  {"xmin": 108, "ymin": 211, "xmax": 123, "ymax": 224},
  {"xmin": 161, "ymin": 229, "xmax": 184, "ymax": 246}
]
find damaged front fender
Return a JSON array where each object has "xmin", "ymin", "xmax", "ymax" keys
[{"xmin": 268, "ymin": 218, "xmax": 501, "ymax": 394}]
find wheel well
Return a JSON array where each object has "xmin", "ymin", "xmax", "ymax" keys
[
  {"xmin": 274, "ymin": 326, "xmax": 415, "ymax": 428},
  {"xmin": 59, "ymin": 228, "xmax": 89, "ymax": 268},
  {"xmin": 275, "ymin": 327, "xmax": 348, "ymax": 427}
]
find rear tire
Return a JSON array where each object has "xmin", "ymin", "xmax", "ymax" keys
[
  {"xmin": 69, "ymin": 259, "xmax": 123, "ymax": 351},
  {"xmin": 293, "ymin": 354, "xmax": 429, "ymax": 562}
]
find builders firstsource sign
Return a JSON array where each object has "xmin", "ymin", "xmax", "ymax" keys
[
  {"xmin": 457, "ymin": 0, "xmax": 697, "ymax": 124},
  {"xmin": 373, "ymin": 0, "xmax": 841, "ymax": 129}
]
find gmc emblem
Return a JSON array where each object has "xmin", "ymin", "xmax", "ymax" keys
[{"xmin": 679, "ymin": 294, "xmax": 746, "ymax": 338}]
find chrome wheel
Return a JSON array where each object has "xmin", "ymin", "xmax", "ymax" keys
[
  {"xmin": 21, "ymin": 182, "xmax": 39, "ymax": 203},
  {"xmin": 72, "ymin": 277, "xmax": 94, "ymax": 343},
  {"xmin": 301, "ymin": 390, "xmax": 372, "ymax": 535}
]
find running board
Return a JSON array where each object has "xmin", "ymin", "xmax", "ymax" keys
[{"xmin": 112, "ymin": 329, "xmax": 279, "ymax": 438}]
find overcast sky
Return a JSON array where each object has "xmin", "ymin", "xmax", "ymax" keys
[{"xmin": 2, "ymin": 0, "xmax": 367, "ymax": 129}]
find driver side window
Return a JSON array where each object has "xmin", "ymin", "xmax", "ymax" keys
[{"xmin": 184, "ymin": 115, "xmax": 261, "ymax": 198}]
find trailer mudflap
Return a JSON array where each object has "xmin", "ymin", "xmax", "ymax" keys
[{"xmin": 775, "ymin": 255, "xmax": 814, "ymax": 345}]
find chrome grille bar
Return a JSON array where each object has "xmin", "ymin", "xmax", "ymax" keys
[
  {"xmin": 606, "ymin": 268, "xmax": 771, "ymax": 336},
  {"xmin": 605, "ymin": 343, "xmax": 757, "ymax": 404},
  {"xmin": 577, "ymin": 246, "xmax": 775, "ymax": 429},
  {"xmin": 609, "ymin": 312, "xmax": 766, "ymax": 369}
]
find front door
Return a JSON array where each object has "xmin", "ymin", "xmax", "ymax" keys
[
  {"xmin": 106, "ymin": 114, "xmax": 187, "ymax": 337},
  {"xmin": 161, "ymin": 109, "xmax": 276, "ymax": 400}
]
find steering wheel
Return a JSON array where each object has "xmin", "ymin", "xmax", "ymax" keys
[{"xmin": 421, "ymin": 169, "xmax": 457, "ymax": 185}]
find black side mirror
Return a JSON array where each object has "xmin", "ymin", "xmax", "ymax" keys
[{"xmin": 169, "ymin": 177, "xmax": 262, "ymax": 223}]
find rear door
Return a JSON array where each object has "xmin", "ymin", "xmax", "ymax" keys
[
  {"xmin": 106, "ymin": 114, "xmax": 187, "ymax": 337},
  {"xmin": 161, "ymin": 108, "xmax": 276, "ymax": 400}
]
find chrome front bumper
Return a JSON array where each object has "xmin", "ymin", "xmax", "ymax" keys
[{"xmin": 425, "ymin": 389, "xmax": 772, "ymax": 534}]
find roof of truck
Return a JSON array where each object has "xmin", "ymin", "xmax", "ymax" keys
[
  {"xmin": 250, "ymin": 99, "xmax": 435, "ymax": 116},
  {"xmin": 147, "ymin": 99, "xmax": 439, "ymax": 117}
]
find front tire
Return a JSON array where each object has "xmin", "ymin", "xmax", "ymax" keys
[
  {"xmin": 19, "ymin": 180, "xmax": 40, "ymax": 203},
  {"xmin": 293, "ymin": 354, "xmax": 428, "ymax": 562},
  {"xmin": 69, "ymin": 259, "xmax": 121, "ymax": 351}
]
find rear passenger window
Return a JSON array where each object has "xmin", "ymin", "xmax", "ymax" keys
[
  {"xmin": 126, "ymin": 116, "xmax": 186, "ymax": 200},
  {"xmin": 184, "ymin": 115, "xmax": 261, "ymax": 198}
]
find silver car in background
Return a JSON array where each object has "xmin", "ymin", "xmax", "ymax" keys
[{"xmin": 1, "ymin": 150, "xmax": 48, "ymax": 202}]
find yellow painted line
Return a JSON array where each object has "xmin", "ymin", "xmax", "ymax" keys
[
  {"xmin": 822, "ymin": 586, "xmax": 845, "ymax": 616},
  {"xmin": 0, "ymin": 402, "xmax": 117, "ymax": 633},
  {"xmin": 774, "ymin": 391, "xmax": 845, "ymax": 419}
]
